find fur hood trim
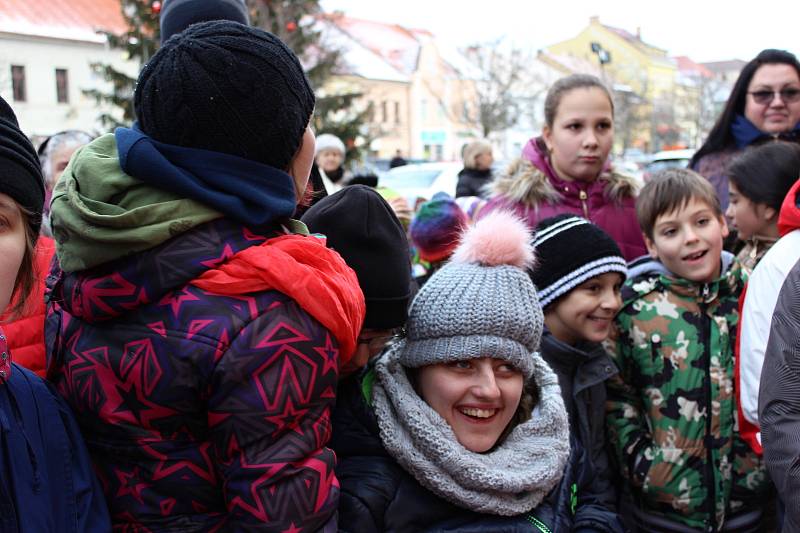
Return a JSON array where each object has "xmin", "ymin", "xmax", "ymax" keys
[{"xmin": 489, "ymin": 158, "xmax": 638, "ymax": 206}]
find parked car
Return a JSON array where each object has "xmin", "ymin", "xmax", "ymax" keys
[
  {"xmin": 643, "ymin": 149, "xmax": 695, "ymax": 182},
  {"xmin": 378, "ymin": 162, "xmax": 461, "ymax": 209}
]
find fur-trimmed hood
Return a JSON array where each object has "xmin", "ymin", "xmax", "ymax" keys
[{"xmin": 489, "ymin": 157, "xmax": 638, "ymax": 207}]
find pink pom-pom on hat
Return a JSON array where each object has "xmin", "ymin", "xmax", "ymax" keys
[{"xmin": 451, "ymin": 210, "xmax": 535, "ymax": 269}]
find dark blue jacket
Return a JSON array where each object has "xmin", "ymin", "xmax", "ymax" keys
[
  {"xmin": 0, "ymin": 361, "xmax": 109, "ymax": 532},
  {"xmin": 539, "ymin": 331, "xmax": 626, "ymax": 533},
  {"xmin": 331, "ymin": 370, "xmax": 566, "ymax": 533}
]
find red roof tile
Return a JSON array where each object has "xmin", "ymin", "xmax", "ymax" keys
[{"xmin": 0, "ymin": 0, "xmax": 126, "ymax": 42}]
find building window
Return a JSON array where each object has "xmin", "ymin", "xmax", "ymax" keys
[
  {"xmin": 381, "ymin": 101, "xmax": 388, "ymax": 123},
  {"xmin": 394, "ymin": 101, "xmax": 401, "ymax": 124},
  {"xmin": 11, "ymin": 65, "xmax": 26, "ymax": 102},
  {"xmin": 56, "ymin": 69, "xmax": 69, "ymax": 103}
]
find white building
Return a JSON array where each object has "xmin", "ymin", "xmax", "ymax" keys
[{"xmin": 0, "ymin": 0, "xmax": 137, "ymax": 141}]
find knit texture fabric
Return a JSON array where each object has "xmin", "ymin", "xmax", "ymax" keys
[
  {"xmin": 400, "ymin": 261, "xmax": 543, "ymax": 378},
  {"xmin": 301, "ymin": 185, "xmax": 411, "ymax": 329},
  {"xmin": 135, "ymin": 21, "xmax": 314, "ymax": 172},
  {"xmin": 531, "ymin": 214, "xmax": 628, "ymax": 308},
  {"xmin": 410, "ymin": 192, "xmax": 468, "ymax": 262},
  {"xmin": 0, "ymin": 95, "xmax": 44, "ymax": 237},
  {"xmin": 372, "ymin": 343, "xmax": 570, "ymax": 516},
  {"xmin": 160, "ymin": 0, "xmax": 250, "ymax": 42}
]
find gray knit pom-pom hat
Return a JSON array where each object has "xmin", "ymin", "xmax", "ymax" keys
[{"xmin": 399, "ymin": 210, "xmax": 544, "ymax": 378}]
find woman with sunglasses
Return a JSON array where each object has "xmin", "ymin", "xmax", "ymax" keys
[{"xmin": 691, "ymin": 49, "xmax": 800, "ymax": 211}]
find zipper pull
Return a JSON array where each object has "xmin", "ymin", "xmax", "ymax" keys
[{"xmin": 579, "ymin": 190, "xmax": 589, "ymax": 219}]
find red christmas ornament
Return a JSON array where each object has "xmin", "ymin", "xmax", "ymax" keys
[
  {"xmin": 286, "ymin": 21, "xmax": 297, "ymax": 32},
  {"xmin": 152, "ymin": 1, "xmax": 162, "ymax": 14}
]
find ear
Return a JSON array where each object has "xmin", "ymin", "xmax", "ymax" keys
[
  {"xmin": 762, "ymin": 205, "xmax": 777, "ymax": 222},
  {"xmin": 719, "ymin": 215, "xmax": 730, "ymax": 239},
  {"xmin": 644, "ymin": 233, "xmax": 659, "ymax": 259},
  {"xmin": 542, "ymin": 125, "xmax": 553, "ymax": 151}
]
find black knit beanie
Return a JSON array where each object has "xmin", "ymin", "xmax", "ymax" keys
[
  {"xmin": 530, "ymin": 214, "xmax": 627, "ymax": 308},
  {"xmin": 160, "ymin": 0, "xmax": 250, "ymax": 43},
  {"xmin": 301, "ymin": 185, "xmax": 412, "ymax": 329},
  {"xmin": 0, "ymin": 95, "xmax": 44, "ymax": 238},
  {"xmin": 135, "ymin": 20, "xmax": 315, "ymax": 171}
]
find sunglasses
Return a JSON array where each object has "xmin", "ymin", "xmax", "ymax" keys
[
  {"xmin": 748, "ymin": 88, "xmax": 800, "ymax": 105},
  {"xmin": 356, "ymin": 327, "xmax": 405, "ymax": 353}
]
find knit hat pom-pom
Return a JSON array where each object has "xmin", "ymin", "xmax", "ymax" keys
[{"xmin": 451, "ymin": 210, "xmax": 535, "ymax": 269}]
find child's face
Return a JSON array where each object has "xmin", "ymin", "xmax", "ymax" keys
[
  {"xmin": 416, "ymin": 357, "xmax": 523, "ymax": 453},
  {"xmin": 0, "ymin": 193, "xmax": 27, "ymax": 311},
  {"xmin": 542, "ymin": 87, "xmax": 614, "ymax": 183},
  {"xmin": 725, "ymin": 182, "xmax": 776, "ymax": 240},
  {"xmin": 545, "ymin": 272, "xmax": 623, "ymax": 345},
  {"xmin": 316, "ymin": 149, "xmax": 343, "ymax": 173},
  {"xmin": 645, "ymin": 198, "xmax": 729, "ymax": 283}
]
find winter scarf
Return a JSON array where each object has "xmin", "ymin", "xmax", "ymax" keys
[
  {"xmin": 49, "ymin": 134, "xmax": 222, "ymax": 272},
  {"xmin": 115, "ymin": 126, "xmax": 298, "ymax": 227},
  {"xmin": 192, "ymin": 232, "xmax": 366, "ymax": 363},
  {"xmin": 371, "ymin": 342, "xmax": 570, "ymax": 516},
  {"xmin": 731, "ymin": 114, "xmax": 800, "ymax": 149}
]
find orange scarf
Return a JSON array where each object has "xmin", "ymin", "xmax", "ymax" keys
[{"xmin": 192, "ymin": 234, "xmax": 365, "ymax": 364}]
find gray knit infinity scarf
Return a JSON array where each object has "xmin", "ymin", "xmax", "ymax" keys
[{"xmin": 372, "ymin": 343, "xmax": 570, "ymax": 516}]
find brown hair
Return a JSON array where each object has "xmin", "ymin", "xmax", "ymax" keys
[
  {"xmin": 4, "ymin": 205, "xmax": 37, "ymax": 320},
  {"xmin": 543, "ymin": 74, "xmax": 614, "ymax": 128},
  {"xmin": 636, "ymin": 168, "xmax": 722, "ymax": 240}
]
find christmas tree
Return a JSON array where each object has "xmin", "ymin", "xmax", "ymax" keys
[
  {"xmin": 248, "ymin": 0, "xmax": 372, "ymax": 163},
  {"xmin": 83, "ymin": 0, "xmax": 162, "ymax": 128}
]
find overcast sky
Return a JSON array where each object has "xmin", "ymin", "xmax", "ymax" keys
[{"xmin": 320, "ymin": 0, "xmax": 800, "ymax": 64}]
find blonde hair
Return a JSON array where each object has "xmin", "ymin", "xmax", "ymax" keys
[{"xmin": 462, "ymin": 140, "xmax": 493, "ymax": 169}]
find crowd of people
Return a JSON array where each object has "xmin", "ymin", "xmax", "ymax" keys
[{"xmin": 1, "ymin": 1, "xmax": 800, "ymax": 532}]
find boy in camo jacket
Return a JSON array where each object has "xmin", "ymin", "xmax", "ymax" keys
[{"xmin": 605, "ymin": 168, "xmax": 770, "ymax": 532}]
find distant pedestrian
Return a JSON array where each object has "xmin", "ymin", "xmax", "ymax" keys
[
  {"xmin": 480, "ymin": 74, "xmax": 646, "ymax": 261},
  {"xmin": 691, "ymin": 49, "xmax": 800, "ymax": 211},
  {"xmin": 331, "ymin": 210, "xmax": 571, "ymax": 531},
  {"xmin": 389, "ymin": 149, "xmax": 407, "ymax": 168},
  {"xmin": 456, "ymin": 139, "xmax": 494, "ymax": 198}
]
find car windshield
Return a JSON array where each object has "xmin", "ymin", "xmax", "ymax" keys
[
  {"xmin": 380, "ymin": 168, "xmax": 442, "ymax": 189},
  {"xmin": 647, "ymin": 159, "xmax": 690, "ymax": 173}
]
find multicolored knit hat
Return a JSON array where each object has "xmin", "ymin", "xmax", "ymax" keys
[
  {"xmin": 530, "ymin": 214, "xmax": 627, "ymax": 308},
  {"xmin": 410, "ymin": 192, "xmax": 468, "ymax": 262}
]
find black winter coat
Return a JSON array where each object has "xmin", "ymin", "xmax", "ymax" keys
[
  {"xmin": 455, "ymin": 167, "xmax": 493, "ymax": 198},
  {"xmin": 331, "ymin": 371, "xmax": 564, "ymax": 533},
  {"xmin": 539, "ymin": 331, "xmax": 626, "ymax": 533}
]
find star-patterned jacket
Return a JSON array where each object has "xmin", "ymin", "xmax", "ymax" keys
[{"xmin": 45, "ymin": 217, "xmax": 363, "ymax": 533}]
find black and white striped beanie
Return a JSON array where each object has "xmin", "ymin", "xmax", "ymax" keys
[{"xmin": 530, "ymin": 214, "xmax": 627, "ymax": 308}]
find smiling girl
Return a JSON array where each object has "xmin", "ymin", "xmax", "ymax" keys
[
  {"xmin": 481, "ymin": 74, "xmax": 645, "ymax": 261},
  {"xmin": 331, "ymin": 211, "xmax": 572, "ymax": 532},
  {"xmin": 0, "ymin": 96, "xmax": 109, "ymax": 532}
]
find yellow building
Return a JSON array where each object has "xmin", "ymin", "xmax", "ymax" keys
[{"xmin": 545, "ymin": 16, "xmax": 678, "ymax": 150}]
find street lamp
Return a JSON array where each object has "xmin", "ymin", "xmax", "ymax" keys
[{"xmin": 590, "ymin": 42, "xmax": 611, "ymax": 82}]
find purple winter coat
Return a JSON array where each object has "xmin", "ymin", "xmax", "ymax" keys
[
  {"xmin": 45, "ymin": 218, "xmax": 347, "ymax": 532},
  {"xmin": 480, "ymin": 139, "xmax": 646, "ymax": 261}
]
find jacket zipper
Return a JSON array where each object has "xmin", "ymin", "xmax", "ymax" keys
[
  {"xmin": 578, "ymin": 190, "xmax": 589, "ymax": 219},
  {"xmin": 700, "ymin": 283, "xmax": 717, "ymax": 531},
  {"xmin": 526, "ymin": 514, "xmax": 552, "ymax": 533}
]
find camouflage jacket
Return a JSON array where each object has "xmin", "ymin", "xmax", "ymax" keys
[{"xmin": 605, "ymin": 254, "xmax": 769, "ymax": 531}]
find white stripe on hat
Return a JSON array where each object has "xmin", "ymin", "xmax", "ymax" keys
[
  {"xmin": 532, "ymin": 216, "xmax": 589, "ymax": 247},
  {"xmin": 536, "ymin": 256, "xmax": 628, "ymax": 307}
]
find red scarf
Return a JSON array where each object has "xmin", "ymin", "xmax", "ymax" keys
[{"xmin": 192, "ymin": 234, "xmax": 365, "ymax": 364}]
